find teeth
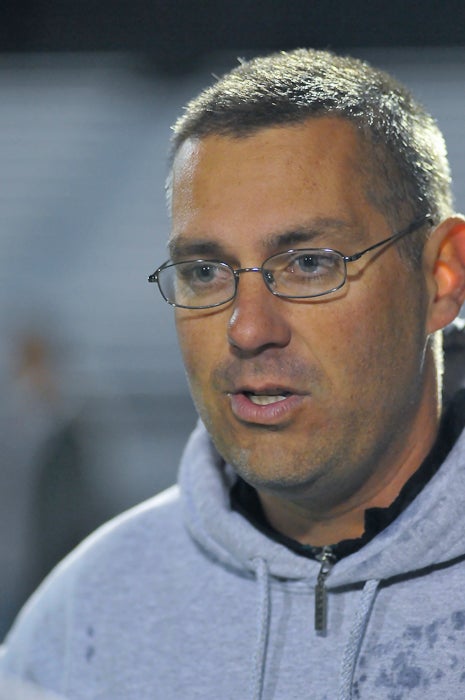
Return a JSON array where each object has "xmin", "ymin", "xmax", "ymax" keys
[{"xmin": 247, "ymin": 393, "xmax": 288, "ymax": 406}]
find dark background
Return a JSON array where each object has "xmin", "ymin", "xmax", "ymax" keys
[{"xmin": 2, "ymin": 0, "xmax": 465, "ymax": 72}]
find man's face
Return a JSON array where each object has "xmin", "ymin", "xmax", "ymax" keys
[{"xmin": 170, "ymin": 117, "xmax": 433, "ymax": 510}]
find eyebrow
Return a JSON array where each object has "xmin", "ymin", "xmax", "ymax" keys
[
  {"xmin": 168, "ymin": 218, "xmax": 367, "ymax": 261},
  {"xmin": 168, "ymin": 237, "xmax": 228, "ymax": 261},
  {"xmin": 267, "ymin": 219, "xmax": 360, "ymax": 250}
]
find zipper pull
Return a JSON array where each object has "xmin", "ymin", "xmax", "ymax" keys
[{"xmin": 314, "ymin": 546, "xmax": 336, "ymax": 633}]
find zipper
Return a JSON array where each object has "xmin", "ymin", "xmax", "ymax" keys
[{"xmin": 314, "ymin": 546, "xmax": 336, "ymax": 633}]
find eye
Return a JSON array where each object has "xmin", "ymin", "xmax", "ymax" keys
[
  {"xmin": 178, "ymin": 262, "xmax": 213, "ymax": 283},
  {"xmin": 190, "ymin": 263, "xmax": 217, "ymax": 283},
  {"xmin": 290, "ymin": 252, "xmax": 337, "ymax": 276},
  {"xmin": 296, "ymin": 254, "xmax": 322, "ymax": 273},
  {"xmin": 177, "ymin": 261, "xmax": 231, "ymax": 290}
]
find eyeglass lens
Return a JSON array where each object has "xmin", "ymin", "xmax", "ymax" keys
[{"xmin": 157, "ymin": 250, "xmax": 347, "ymax": 308}]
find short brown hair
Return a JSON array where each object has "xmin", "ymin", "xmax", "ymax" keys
[{"xmin": 170, "ymin": 48, "xmax": 453, "ymax": 264}]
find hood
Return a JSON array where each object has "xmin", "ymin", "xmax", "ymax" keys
[{"xmin": 443, "ymin": 317, "xmax": 465, "ymax": 401}]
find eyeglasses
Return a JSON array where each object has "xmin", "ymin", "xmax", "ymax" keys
[{"xmin": 148, "ymin": 215, "xmax": 433, "ymax": 309}]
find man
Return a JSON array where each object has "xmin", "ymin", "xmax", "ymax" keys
[{"xmin": 1, "ymin": 48, "xmax": 465, "ymax": 699}]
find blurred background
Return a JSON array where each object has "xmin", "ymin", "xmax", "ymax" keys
[{"xmin": 0, "ymin": 0, "xmax": 465, "ymax": 638}]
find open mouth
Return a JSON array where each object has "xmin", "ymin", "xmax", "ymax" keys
[
  {"xmin": 244, "ymin": 391, "xmax": 291, "ymax": 406},
  {"xmin": 229, "ymin": 389, "xmax": 303, "ymax": 425}
]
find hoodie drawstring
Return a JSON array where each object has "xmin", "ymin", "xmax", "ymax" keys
[
  {"xmin": 248, "ymin": 560, "xmax": 378, "ymax": 700},
  {"xmin": 338, "ymin": 579, "xmax": 380, "ymax": 700},
  {"xmin": 249, "ymin": 557, "xmax": 271, "ymax": 700}
]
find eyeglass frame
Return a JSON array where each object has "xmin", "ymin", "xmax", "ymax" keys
[{"xmin": 148, "ymin": 214, "xmax": 433, "ymax": 309}]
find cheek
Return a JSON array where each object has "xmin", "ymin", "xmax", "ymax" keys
[
  {"xmin": 175, "ymin": 313, "xmax": 223, "ymax": 391},
  {"xmin": 176, "ymin": 317, "xmax": 200, "ymax": 379},
  {"xmin": 332, "ymin": 279, "xmax": 427, "ymax": 395}
]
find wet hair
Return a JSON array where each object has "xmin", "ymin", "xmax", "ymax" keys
[{"xmin": 169, "ymin": 48, "xmax": 453, "ymax": 265}]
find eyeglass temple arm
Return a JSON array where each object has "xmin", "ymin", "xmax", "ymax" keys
[{"xmin": 344, "ymin": 215, "xmax": 434, "ymax": 263}]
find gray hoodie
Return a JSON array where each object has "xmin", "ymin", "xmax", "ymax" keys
[{"xmin": 1, "ymin": 417, "xmax": 465, "ymax": 699}]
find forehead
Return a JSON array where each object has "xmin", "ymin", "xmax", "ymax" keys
[{"xmin": 170, "ymin": 117, "xmax": 380, "ymax": 254}]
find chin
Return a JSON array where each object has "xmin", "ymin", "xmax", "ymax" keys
[
  {"xmin": 204, "ymin": 410, "xmax": 334, "ymax": 494},
  {"xmin": 226, "ymin": 447, "xmax": 324, "ymax": 494}
]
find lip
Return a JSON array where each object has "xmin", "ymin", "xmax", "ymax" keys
[{"xmin": 228, "ymin": 389, "xmax": 305, "ymax": 426}]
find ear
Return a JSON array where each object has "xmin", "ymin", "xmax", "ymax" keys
[{"xmin": 425, "ymin": 215, "xmax": 465, "ymax": 334}]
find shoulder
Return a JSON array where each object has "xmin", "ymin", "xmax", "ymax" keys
[
  {"xmin": 35, "ymin": 482, "xmax": 186, "ymax": 590},
  {"xmin": 57, "ymin": 483, "xmax": 185, "ymax": 577},
  {"xmin": 0, "ymin": 485, "xmax": 192, "ymax": 680}
]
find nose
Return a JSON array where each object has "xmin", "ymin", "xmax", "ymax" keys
[{"xmin": 227, "ymin": 269, "xmax": 291, "ymax": 355}]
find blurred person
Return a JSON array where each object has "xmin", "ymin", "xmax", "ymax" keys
[
  {"xmin": 1, "ymin": 48, "xmax": 465, "ymax": 699},
  {"xmin": 0, "ymin": 331, "xmax": 96, "ymax": 638}
]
